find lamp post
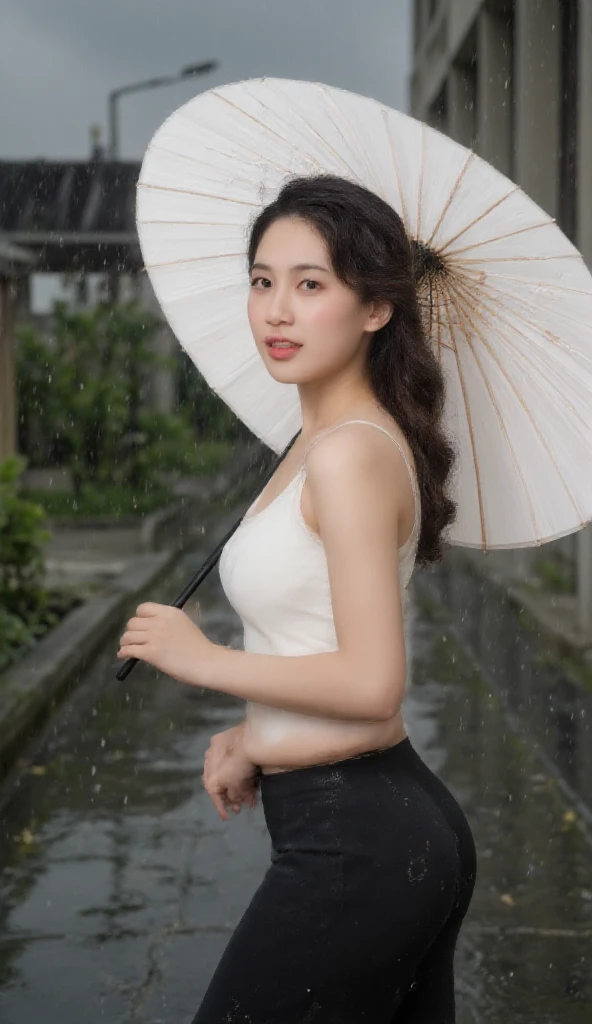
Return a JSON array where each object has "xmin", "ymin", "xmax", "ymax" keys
[{"xmin": 108, "ymin": 60, "xmax": 218, "ymax": 160}]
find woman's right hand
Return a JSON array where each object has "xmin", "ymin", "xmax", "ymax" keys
[{"xmin": 202, "ymin": 723, "xmax": 260, "ymax": 821}]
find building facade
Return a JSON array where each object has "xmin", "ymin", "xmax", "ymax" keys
[{"xmin": 411, "ymin": 0, "xmax": 592, "ymax": 634}]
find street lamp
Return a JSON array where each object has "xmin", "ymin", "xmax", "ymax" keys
[{"xmin": 108, "ymin": 60, "xmax": 218, "ymax": 159}]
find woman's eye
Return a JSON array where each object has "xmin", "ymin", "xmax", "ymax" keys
[{"xmin": 249, "ymin": 277, "xmax": 319, "ymax": 290}]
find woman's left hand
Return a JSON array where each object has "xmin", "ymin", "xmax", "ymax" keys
[{"xmin": 117, "ymin": 602, "xmax": 216, "ymax": 688}]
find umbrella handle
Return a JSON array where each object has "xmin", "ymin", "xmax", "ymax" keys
[{"xmin": 115, "ymin": 430, "xmax": 301, "ymax": 681}]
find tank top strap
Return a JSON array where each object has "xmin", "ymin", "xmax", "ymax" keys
[{"xmin": 302, "ymin": 419, "xmax": 420, "ymax": 538}]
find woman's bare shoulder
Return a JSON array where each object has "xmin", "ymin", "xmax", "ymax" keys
[
  {"xmin": 300, "ymin": 409, "xmax": 415, "ymax": 538},
  {"xmin": 304, "ymin": 408, "xmax": 413, "ymax": 467}
]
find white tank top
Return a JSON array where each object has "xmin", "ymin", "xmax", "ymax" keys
[{"xmin": 218, "ymin": 420, "xmax": 421, "ymax": 749}]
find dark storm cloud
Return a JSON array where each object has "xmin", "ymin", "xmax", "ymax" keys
[{"xmin": 1, "ymin": 0, "xmax": 411, "ymax": 160}]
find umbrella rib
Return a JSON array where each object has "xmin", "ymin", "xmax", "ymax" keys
[
  {"xmin": 452, "ymin": 275, "xmax": 592, "ymax": 426},
  {"xmin": 453, "ymin": 276, "xmax": 567, "ymax": 364},
  {"xmin": 148, "ymin": 134, "xmax": 294, "ymax": 179},
  {"xmin": 212, "ymin": 86, "xmax": 359, "ymax": 185},
  {"xmin": 281, "ymin": 86, "xmax": 367, "ymax": 183},
  {"xmin": 452, "ymin": 253, "xmax": 580, "ymax": 265},
  {"xmin": 453, "ymin": 286, "xmax": 586, "ymax": 527},
  {"xmin": 145, "ymin": 251, "xmax": 244, "ymax": 269},
  {"xmin": 319, "ymin": 85, "xmax": 387, "ymax": 198},
  {"xmin": 210, "ymin": 88, "xmax": 320, "ymax": 162},
  {"xmin": 449, "ymin": 278, "xmax": 583, "ymax": 526},
  {"xmin": 425, "ymin": 149, "xmax": 474, "ymax": 249},
  {"xmin": 459, "ymin": 276, "xmax": 592, "ymax": 365},
  {"xmin": 383, "ymin": 109, "xmax": 409, "ymax": 235},
  {"xmin": 461, "ymin": 268, "xmax": 592, "ymax": 299},
  {"xmin": 417, "ymin": 122, "xmax": 426, "ymax": 240},
  {"xmin": 445, "ymin": 220, "xmax": 554, "ymax": 258},
  {"xmin": 169, "ymin": 108, "xmax": 302, "ymax": 173},
  {"xmin": 438, "ymin": 187, "xmax": 520, "ymax": 254},
  {"xmin": 137, "ymin": 182, "xmax": 258, "ymax": 207},
  {"xmin": 437, "ymin": 279, "xmax": 488, "ymax": 547},
  {"xmin": 443, "ymin": 277, "xmax": 540, "ymax": 544}
]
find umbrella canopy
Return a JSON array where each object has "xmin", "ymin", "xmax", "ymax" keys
[{"xmin": 136, "ymin": 76, "xmax": 592, "ymax": 551}]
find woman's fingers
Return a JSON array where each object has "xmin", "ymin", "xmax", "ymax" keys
[
  {"xmin": 203, "ymin": 771, "xmax": 246, "ymax": 818},
  {"xmin": 119, "ymin": 630, "xmax": 150, "ymax": 647},
  {"xmin": 208, "ymin": 785, "xmax": 230, "ymax": 821},
  {"xmin": 226, "ymin": 780, "xmax": 257, "ymax": 807},
  {"xmin": 202, "ymin": 741, "xmax": 260, "ymax": 819}
]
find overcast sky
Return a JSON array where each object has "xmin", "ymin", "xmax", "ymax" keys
[{"xmin": 1, "ymin": 0, "xmax": 412, "ymax": 162}]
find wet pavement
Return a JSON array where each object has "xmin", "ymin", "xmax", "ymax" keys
[{"xmin": 0, "ymin": 507, "xmax": 591, "ymax": 1023}]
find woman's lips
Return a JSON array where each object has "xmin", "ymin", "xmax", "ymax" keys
[
  {"xmin": 265, "ymin": 338, "xmax": 302, "ymax": 360},
  {"xmin": 266, "ymin": 342, "xmax": 302, "ymax": 360}
]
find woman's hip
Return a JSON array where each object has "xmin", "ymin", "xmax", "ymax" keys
[
  {"xmin": 259, "ymin": 736, "xmax": 476, "ymax": 874},
  {"xmin": 257, "ymin": 736, "xmax": 476, "ymax": 951}
]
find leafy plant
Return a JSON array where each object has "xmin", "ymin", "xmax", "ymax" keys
[
  {"xmin": 18, "ymin": 300, "xmax": 161, "ymax": 492},
  {"xmin": 0, "ymin": 456, "xmax": 56, "ymax": 672},
  {"xmin": 536, "ymin": 557, "xmax": 575, "ymax": 595},
  {"xmin": 175, "ymin": 347, "xmax": 248, "ymax": 441},
  {"xmin": 17, "ymin": 299, "xmax": 244, "ymax": 505}
]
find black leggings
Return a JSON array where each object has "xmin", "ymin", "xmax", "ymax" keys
[{"xmin": 191, "ymin": 737, "xmax": 477, "ymax": 1023}]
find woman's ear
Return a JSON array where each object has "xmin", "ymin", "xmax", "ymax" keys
[{"xmin": 365, "ymin": 301, "xmax": 394, "ymax": 334}]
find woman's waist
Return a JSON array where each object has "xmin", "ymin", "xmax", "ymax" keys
[
  {"xmin": 258, "ymin": 735, "xmax": 416, "ymax": 853},
  {"xmin": 244, "ymin": 703, "xmax": 407, "ymax": 775}
]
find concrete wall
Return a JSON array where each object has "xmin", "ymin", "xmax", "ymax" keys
[
  {"xmin": 411, "ymin": 0, "xmax": 482, "ymax": 119},
  {"xmin": 513, "ymin": 0, "xmax": 561, "ymax": 217},
  {"xmin": 475, "ymin": 6, "xmax": 513, "ymax": 176},
  {"xmin": 576, "ymin": 0, "xmax": 592, "ymax": 633}
]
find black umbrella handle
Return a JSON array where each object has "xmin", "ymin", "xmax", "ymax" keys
[{"xmin": 115, "ymin": 430, "xmax": 301, "ymax": 681}]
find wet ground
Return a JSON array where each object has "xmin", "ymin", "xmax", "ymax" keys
[{"xmin": 0, "ymin": 507, "xmax": 591, "ymax": 1023}]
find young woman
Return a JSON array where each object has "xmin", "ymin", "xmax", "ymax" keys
[{"xmin": 118, "ymin": 174, "xmax": 477, "ymax": 1022}]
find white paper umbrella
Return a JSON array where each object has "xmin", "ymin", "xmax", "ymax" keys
[{"xmin": 136, "ymin": 76, "xmax": 592, "ymax": 551}]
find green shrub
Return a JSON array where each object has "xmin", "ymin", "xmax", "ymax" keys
[
  {"xmin": 0, "ymin": 456, "xmax": 56, "ymax": 672},
  {"xmin": 17, "ymin": 300, "xmax": 248, "ymax": 497},
  {"xmin": 175, "ymin": 347, "xmax": 248, "ymax": 441},
  {"xmin": 18, "ymin": 300, "xmax": 162, "ymax": 492},
  {"xmin": 536, "ymin": 556, "xmax": 575, "ymax": 594}
]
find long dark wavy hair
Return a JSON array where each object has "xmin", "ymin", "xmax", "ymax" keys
[{"xmin": 246, "ymin": 173, "xmax": 459, "ymax": 566}]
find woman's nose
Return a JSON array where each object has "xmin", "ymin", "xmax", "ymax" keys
[{"xmin": 265, "ymin": 287, "xmax": 294, "ymax": 324}]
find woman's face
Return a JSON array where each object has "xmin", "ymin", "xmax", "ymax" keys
[{"xmin": 247, "ymin": 216, "xmax": 386, "ymax": 381}]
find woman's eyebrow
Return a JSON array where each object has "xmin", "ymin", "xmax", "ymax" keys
[{"xmin": 251, "ymin": 262, "xmax": 330, "ymax": 272}]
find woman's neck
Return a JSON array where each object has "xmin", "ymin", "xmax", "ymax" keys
[{"xmin": 297, "ymin": 387, "xmax": 382, "ymax": 444}]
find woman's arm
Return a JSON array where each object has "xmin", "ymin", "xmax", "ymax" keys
[
  {"xmin": 119, "ymin": 426, "xmax": 410, "ymax": 722},
  {"xmin": 205, "ymin": 648, "xmax": 393, "ymax": 721}
]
